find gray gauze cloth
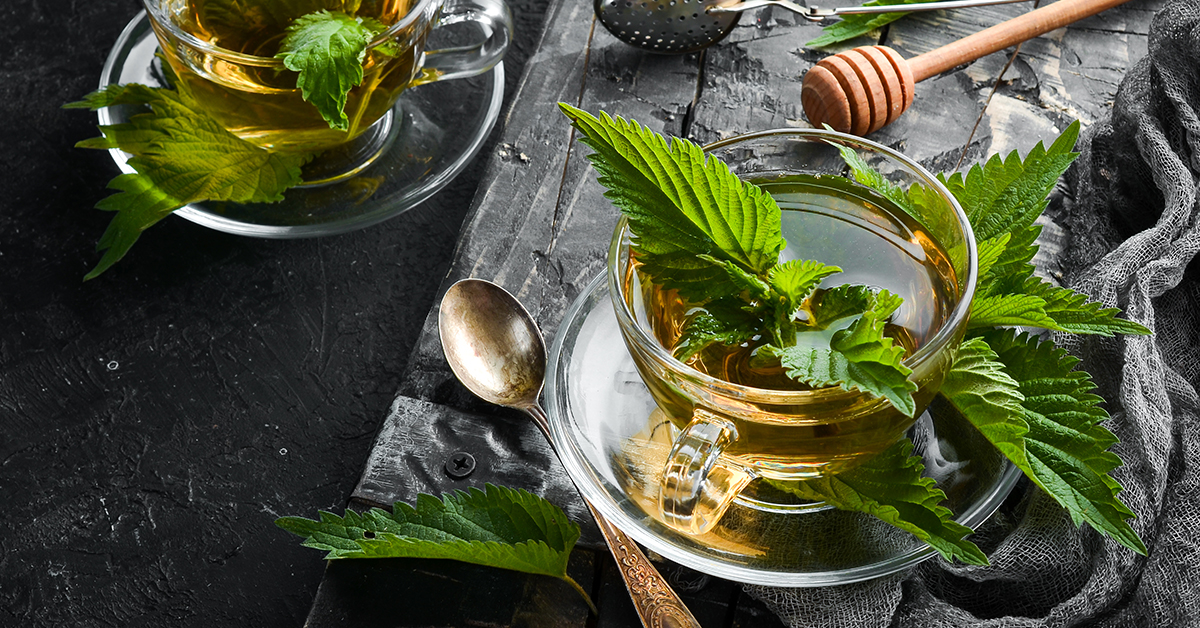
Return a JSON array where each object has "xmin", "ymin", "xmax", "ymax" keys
[{"xmin": 747, "ymin": 1, "xmax": 1200, "ymax": 625}]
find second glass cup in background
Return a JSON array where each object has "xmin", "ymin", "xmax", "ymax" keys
[
  {"xmin": 608, "ymin": 129, "xmax": 978, "ymax": 535},
  {"xmin": 142, "ymin": 0, "xmax": 511, "ymax": 180}
]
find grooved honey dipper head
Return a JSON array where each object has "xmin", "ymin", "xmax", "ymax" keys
[{"xmin": 801, "ymin": 46, "xmax": 915, "ymax": 136}]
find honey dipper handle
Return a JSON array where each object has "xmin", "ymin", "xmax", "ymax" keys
[{"xmin": 907, "ymin": 0, "xmax": 1131, "ymax": 81}]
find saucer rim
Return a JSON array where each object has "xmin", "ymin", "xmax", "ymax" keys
[
  {"xmin": 95, "ymin": 11, "xmax": 504, "ymax": 239},
  {"xmin": 546, "ymin": 271, "xmax": 1022, "ymax": 587}
]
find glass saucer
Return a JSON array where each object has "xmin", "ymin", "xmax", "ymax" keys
[
  {"xmin": 95, "ymin": 12, "xmax": 504, "ymax": 238},
  {"xmin": 545, "ymin": 272, "xmax": 1022, "ymax": 587}
]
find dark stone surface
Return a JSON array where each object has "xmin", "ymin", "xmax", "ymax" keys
[{"xmin": 0, "ymin": 0, "xmax": 550, "ymax": 625}]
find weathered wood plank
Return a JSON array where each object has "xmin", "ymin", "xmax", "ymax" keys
[
  {"xmin": 398, "ymin": 0, "xmax": 598, "ymax": 404},
  {"xmin": 688, "ymin": 10, "xmax": 828, "ymax": 142},
  {"xmin": 881, "ymin": 0, "xmax": 1162, "ymax": 164},
  {"xmin": 522, "ymin": 25, "xmax": 699, "ymax": 336},
  {"xmin": 352, "ymin": 396, "xmax": 601, "ymax": 544}
]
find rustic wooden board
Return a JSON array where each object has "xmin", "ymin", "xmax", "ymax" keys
[
  {"xmin": 687, "ymin": 12, "xmax": 828, "ymax": 142},
  {"xmin": 310, "ymin": 0, "xmax": 1162, "ymax": 626}
]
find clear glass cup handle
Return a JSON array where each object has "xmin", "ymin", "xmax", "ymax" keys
[
  {"xmin": 659, "ymin": 408, "xmax": 754, "ymax": 535},
  {"xmin": 423, "ymin": 0, "xmax": 513, "ymax": 82}
]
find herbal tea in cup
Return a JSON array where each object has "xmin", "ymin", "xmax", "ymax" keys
[
  {"xmin": 604, "ymin": 129, "xmax": 977, "ymax": 535},
  {"xmin": 142, "ymin": 0, "xmax": 511, "ymax": 158}
]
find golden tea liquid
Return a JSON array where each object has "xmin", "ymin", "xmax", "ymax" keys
[
  {"xmin": 152, "ymin": 0, "xmax": 422, "ymax": 152},
  {"xmin": 624, "ymin": 174, "xmax": 961, "ymax": 477}
]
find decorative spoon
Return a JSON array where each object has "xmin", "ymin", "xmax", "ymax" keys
[
  {"xmin": 438, "ymin": 278, "xmax": 701, "ymax": 628},
  {"xmin": 594, "ymin": 0, "xmax": 1033, "ymax": 53}
]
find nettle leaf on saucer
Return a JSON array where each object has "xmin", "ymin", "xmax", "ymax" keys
[
  {"xmin": 558, "ymin": 103, "xmax": 785, "ymax": 286},
  {"xmin": 276, "ymin": 484, "xmax": 594, "ymax": 608},
  {"xmin": 770, "ymin": 438, "xmax": 988, "ymax": 565},
  {"xmin": 277, "ymin": 10, "xmax": 388, "ymax": 131},
  {"xmin": 938, "ymin": 337, "xmax": 1030, "ymax": 464},
  {"xmin": 65, "ymin": 83, "xmax": 310, "ymax": 280},
  {"xmin": 976, "ymin": 330, "xmax": 1147, "ymax": 555}
]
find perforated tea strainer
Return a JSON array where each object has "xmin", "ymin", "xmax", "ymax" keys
[{"xmin": 594, "ymin": 0, "xmax": 1033, "ymax": 53}]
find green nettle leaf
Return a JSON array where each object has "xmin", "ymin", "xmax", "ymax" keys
[
  {"xmin": 769, "ymin": 259, "xmax": 843, "ymax": 311},
  {"xmin": 635, "ymin": 250, "xmax": 744, "ymax": 303},
  {"xmin": 674, "ymin": 302, "xmax": 761, "ymax": 362},
  {"xmin": 940, "ymin": 121, "xmax": 1079, "ymax": 242},
  {"xmin": 770, "ymin": 438, "xmax": 988, "ymax": 565},
  {"xmin": 277, "ymin": 10, "xmax": 379, "ymax": 131},
  {"xmin": 970, "ymin": 330, "xmax": 1146, "ymax": 555},
  {"xmin": 701, "ymin": 254, "xmax": 773, "ymax": 299},
  {"xmin": 558, "ymin": 103, "xmax": 785, "ymax": 274},
  {"xmin": 974, "ymin": 232, "xmax": 1010, "ymax": 288},
  {"xmin": 833, "ymin": 143, "xmax": 911, "ymax": 212},
  {"xmin": 938, "ymin": 337, "xmax": 1029, "ymax": 466},
  {"xmin": 805, "ymin": 0, "xmax": 922, "ymax": 48},
  {"xmin": 980, "ymin": 225, "xmax": 1041, "ymax": 294},
  {"xmin": 968, "ymin": 293, "xmax": 1060, "ymax": 331},
  {"xmin": 1020, "ymin": 277, "xmax": 1152, "ymax": 336},
  {"xmin": 805, "ymin": 284, "xmax": 875, "ymax": 330},
  {"xmin": 277, "ymin": 485, "xmax": 594, "ymax": 607},
  {"xmin": 65, "ymin": 84, "xmax": 310, "ymax": 279},
  {"xmin": 771, "ymin": 290, "xmax": 917, "ymax": 417}
]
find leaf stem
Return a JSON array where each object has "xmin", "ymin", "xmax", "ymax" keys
[{"xmin": 562, "ymin": 575, "xmax": 598, "ymax": 615}]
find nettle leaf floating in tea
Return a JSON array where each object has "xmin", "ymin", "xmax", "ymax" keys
[
  {"xmin": 277, "ymin": 484, "xmax": 594, "ymax": 608},
  {"xmin": 65, "ymin": 84, "xmax": 310, "ymax": 280},
  {"xmin": 277, "ymin": 10, "xmax": 390, "ymax": 131},
  {"xmin": 558, "ymin": 103, "xmax": 918, "ymax": 417},
  {"xmin": 767, "ymin": 288, "xmax": 919, "ymax": 419}
]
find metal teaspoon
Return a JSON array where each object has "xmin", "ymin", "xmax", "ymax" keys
[{"xmin": 438, "ymin": 278, "xmax": 700, "ymax": 628}]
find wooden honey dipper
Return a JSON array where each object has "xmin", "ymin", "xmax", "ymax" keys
[{"xmin": 801, "ymin": 0, "xmax": 1131, "ymax": 135}]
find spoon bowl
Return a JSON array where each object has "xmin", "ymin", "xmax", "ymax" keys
[
  {"xmin": 438, "ymin": 278, "xmax": 702, "ymax": 628},
  {"xmin": 438, "ymin": 279, "xmax": 545, "ymax": 411}
]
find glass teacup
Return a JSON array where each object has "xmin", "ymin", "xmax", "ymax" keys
[
  {"xmin": 142, "ymin": 0, "xmax": 511, "ymax": 176},
  {"xmin": 607, "ymin": 129, "xmax": 977, "ymax": 535}
]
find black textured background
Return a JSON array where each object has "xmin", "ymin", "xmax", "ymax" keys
[{"xmin": 0, "ymin": 0, "xmax": 550, "ymax": 625}]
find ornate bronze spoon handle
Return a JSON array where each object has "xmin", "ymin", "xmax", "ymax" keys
[{"xmin": 589, "ymin": 502, "xmax": 702, "ymax": 628}]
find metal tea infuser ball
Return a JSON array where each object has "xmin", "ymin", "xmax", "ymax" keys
[{"xmin": 593, "ymin": 0, "xmax": 1033, "ymax": 54}]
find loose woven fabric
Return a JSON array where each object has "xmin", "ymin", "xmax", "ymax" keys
[{"xmin": 748, "ymin": 2, "xmax": 1200, "ymax": 625}]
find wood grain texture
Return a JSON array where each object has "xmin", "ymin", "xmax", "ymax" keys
[
  {"xmin": 883, "ymin": 0, "xmax": 1158, "ymax": 164},
  {"xmin": 907, "ymin": 0, "xmax": 1134, "ymax": 80}
]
